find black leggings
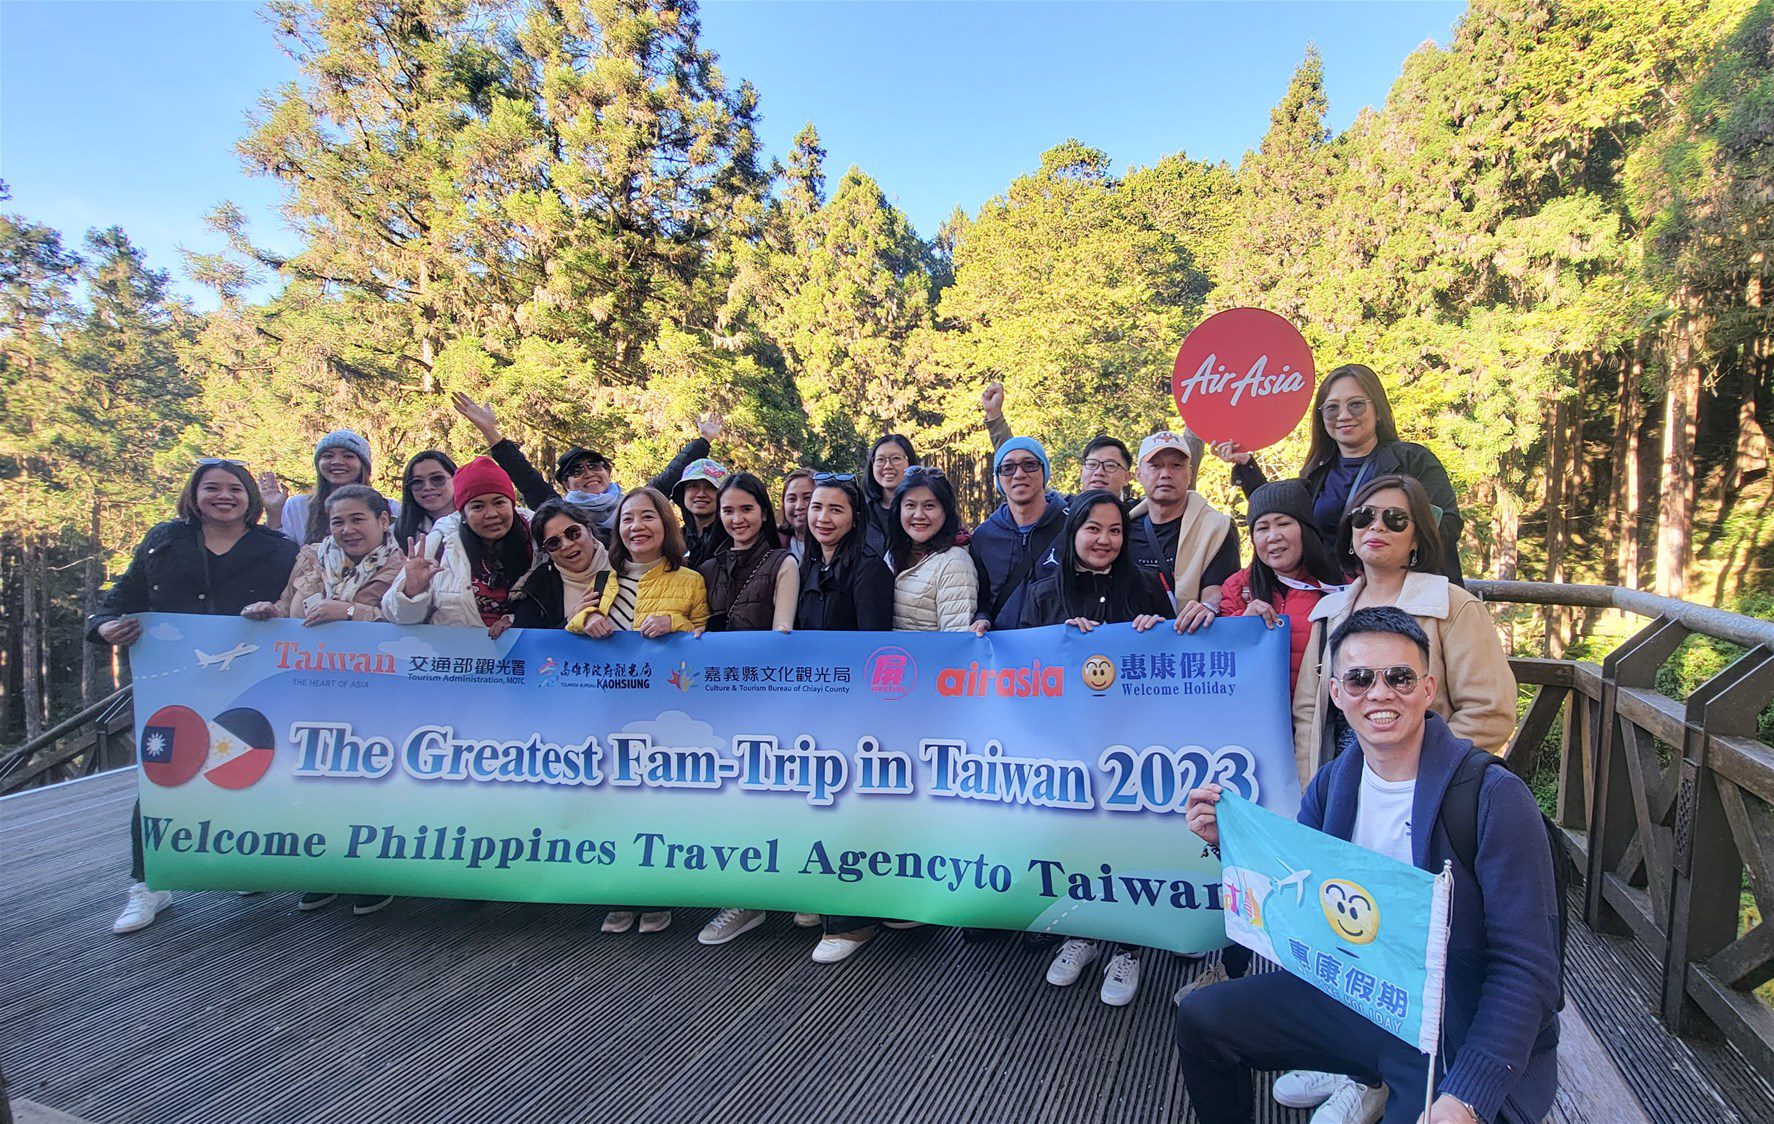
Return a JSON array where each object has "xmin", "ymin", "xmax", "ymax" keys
[{"xmin": 130, "ymin": 800, "xmax": 145, "ymax": 882}]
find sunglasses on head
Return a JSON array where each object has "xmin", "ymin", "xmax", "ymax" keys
[
  {"xmin": 1349, "ymin": 505, "xmax": 1411, "ymax": 533},
  {"xmin": 903, "ymin": 465, "xmax": 946, "ymax": 481},
  {"xmin": 198, "ymin": 457, "xmax": 245, "ymax": 467},
  {"xmin": 1337, "ymin": 665, "xmax": 1422, "ymax": 693},
  {"xmin": 813, "ymin": 472, "xmax": 856, "ymax": 484},
  {"xmin": 541, "ymin": 524, "xmax": 588, "ymax": 553}
]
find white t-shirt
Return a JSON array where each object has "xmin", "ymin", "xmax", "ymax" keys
[{"xmin": 1352, "ymin": 763, "xmax": 1415, "ymax": 865}]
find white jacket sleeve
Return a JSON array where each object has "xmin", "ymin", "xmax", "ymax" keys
[{"xmin": 934, "ymin": 548, "xmax": 980, "ymax": 632}]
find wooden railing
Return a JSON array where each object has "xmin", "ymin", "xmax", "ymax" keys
[
  {"xmin": 0, "ymin": 686, "xmax": 134, "ymax": 797},
  {"xmin": 1469, "ymin": 580, "xmax": 1774, "ymax": 1075}
]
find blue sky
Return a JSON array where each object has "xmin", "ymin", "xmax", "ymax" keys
[{"xmin": 1, "ymin": 1, "xmax": 1463, "ymax": 306}]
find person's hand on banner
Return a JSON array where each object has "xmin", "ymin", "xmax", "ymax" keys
[
  {"xmin": 579, "ymin": 611, "xmax": 614, "ymax": 639},
  {"xmin": 1210, "ymin": 439, "xmax": 1253, "ymax": 467},
  {"xmin": 1174, "ymin": 600, "xmax": 1217, "ymax": 633},
  {"xmin": 1065, "ymin": 617, "xmax": 1102, "ymax": 633},
  {"xmin": 240, "ymin": 602, "xmax": 278, "ymax": 622},
  {"xmin": 399, "ymin": 536, "xmax": 442, "ymax": 595},
  {"xmin": 302, "ymin": 599, "xmax": 352, "ymax": 627},
  {"xmin": 1132, "ymin": 614, "xmax": 1164, "ymax": 632},
  {"xmin": 1243, "ymin": 598, "xmax": 1281, "ymax": 628},
  {"xmin": 487, "ymin": 615, "xmax": 514, "ymax": 640},
  {"xmin": 637, "ymin": 613, "xmax": 673, "ymax": 638},
  {"xmin": 970, "ymin": 618, "xmax": 991, "ymax": 637},
  {"xmin": 97, "ymin": 617, "xmax": 143, "ymax": 646},
  {"xmin": 1419, "ymin": 1095, "xmax": 1481, "ymax": 1124},
  {"xmin": 1184, "ymin": 783, "xmax": 1224, "ymax": 848}
]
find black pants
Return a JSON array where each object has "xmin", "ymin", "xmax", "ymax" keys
[
  {"xmin": 822, "ymin": 915, "xmax": 877, "ymax": 936},
  {"xmin": 1222, "ymin": 943, "xmax": 1254, "ymax": 976},
  {"xmin": 130, "ymin": 800, "xmax": 145, "ymax": 882},
  {"xmin": 1174, "ymin": 969, "xmax": 1428, "ymax": 1124}
]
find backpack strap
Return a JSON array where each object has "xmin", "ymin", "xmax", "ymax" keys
[{"xmin": 1440, "ymin": 748, "xmax": 1502, "ymax": 877}]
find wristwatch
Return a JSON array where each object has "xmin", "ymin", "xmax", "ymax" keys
[
  {"xmin": 346, "ymin": 604, "xmax": 355, "ymax": 621},
  {"xmin": 1452, "ymin": 1097, "xmax": 1484, "ymax": 1123}
]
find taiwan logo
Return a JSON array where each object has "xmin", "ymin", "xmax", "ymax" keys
[
  {"xmin": 140, "ymin": 705, "xmax": 276, "ymax": 790},
  {"xmin": 865, "ymin": 646, "xmax": 917, "ymax": 700}
]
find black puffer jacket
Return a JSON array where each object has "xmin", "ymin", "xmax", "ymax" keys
[{"xmin": 86, "ymin": 519, "xmax": 299, "ymax": 642}]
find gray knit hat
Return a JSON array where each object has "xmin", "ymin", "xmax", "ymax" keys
[
  {"xmin": 1246, "ymin": 479, "xmax": 1315, "ymax": 528},
  {"xmin": 314, "ymin": 429, "xmax": 373, "ymax": 475}
]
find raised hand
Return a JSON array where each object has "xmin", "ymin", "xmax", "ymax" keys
[
  {"xmin": 1210, "ymin": 440, "xmax": 1252, "ymax": 467},
  {"xmin": 257, "ymin": 472, "xmax": 287, "ymax": 517},
  {"xmin": 399, "ymin": 535, "xmax": 442, "ymax": 595},
  {"xmin": 981, "ymin": 381, "xmax": 1006, "ymax": 421},
  {"xmin": 451, "ymin": 391, "xmax": 503, "ymax": 445},
  {"xmin": 697, "ymin": 411, "xmax": 723, "ymax": 442},
  {"xmin": 1184, "ymin": 783, "xmax": 1224, "ymax": 848}
]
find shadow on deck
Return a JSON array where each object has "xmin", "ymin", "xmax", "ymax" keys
[{"xmin": 4, "ymin": 770, "xmax": 1769, "ymax": 1124}]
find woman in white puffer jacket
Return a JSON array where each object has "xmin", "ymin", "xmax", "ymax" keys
[{"xmin": 887, "ymin": 467, "xmax": 977, "ymax": 632}]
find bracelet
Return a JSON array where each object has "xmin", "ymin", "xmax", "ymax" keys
[
  {"xmin": 1453, "ymin": 1097, "xmax": 1483, "ymax": 1123},
  {"xmin": 346, "ymin": 604, "xmax": 355, "ymax": 621}
]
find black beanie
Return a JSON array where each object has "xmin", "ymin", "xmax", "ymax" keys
[{"xmin": 1246, "ymin": 479, "xmax": 1315, "ymax": 528}]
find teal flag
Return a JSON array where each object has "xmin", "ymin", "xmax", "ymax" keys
[{"xmin": 1216, "ymin": 791, "xmax": 1451, "ymax": 1053}]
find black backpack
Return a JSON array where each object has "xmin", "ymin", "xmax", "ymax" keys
[{"xmin": 1439, "ymin": 748, "xmax": 1568, "ymax": 1008}]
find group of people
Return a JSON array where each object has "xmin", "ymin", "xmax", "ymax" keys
[{"xmin": 89, "ymin": 362, "xmax": 1559, "ymax": 1124}]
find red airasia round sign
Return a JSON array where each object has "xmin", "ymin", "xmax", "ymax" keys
[{"xmin": 1171, "ymin": 307, "xmax": 1315, "ymax": 450}]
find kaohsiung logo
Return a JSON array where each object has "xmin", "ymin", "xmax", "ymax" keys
[{"xmin": 140, "ymin": 705, "xmax": 276, "ymax": 790}]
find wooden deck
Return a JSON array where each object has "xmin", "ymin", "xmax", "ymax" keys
[{"xmin": 3, "ymin": 769, "xmax": 1769, "ymax": 1124}]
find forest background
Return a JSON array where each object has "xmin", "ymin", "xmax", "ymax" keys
[{"xmin": 2, "ymin": 0, "xmax": 1772, "ymax": 744}]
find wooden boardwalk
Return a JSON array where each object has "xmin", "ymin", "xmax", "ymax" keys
[{"xmin": 4, "ymin": 770, "xmax": 1769, "ymax": 1124}]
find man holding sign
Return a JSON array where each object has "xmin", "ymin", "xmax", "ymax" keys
[{"xmin": 1177, "ymin": 607, "xmax": 1559, "ymax": 1124}]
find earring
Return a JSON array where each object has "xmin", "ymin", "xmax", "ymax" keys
[{"xmin": 1409, "ymin": 548, "xmax": 1418, "ymax": 567}]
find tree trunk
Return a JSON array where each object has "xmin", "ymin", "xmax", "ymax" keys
[
  {"xmin": 82, "ymin": 501, "xmax": 101, "ymax": 706},
  {"xmin": 1493, "ymin": 481, "xmax": 1519, "ymax": 582},
  {"xmin": 1612, "ymin": 344, "xmax": 1644, "ymax": 590},
  {"xmin": 20, "ymin": 538, "xmax": 43, "ymax": 741},
  {"xmin": 1656, "ymin": 299, "xmax": 1701, "ymax": 600}
]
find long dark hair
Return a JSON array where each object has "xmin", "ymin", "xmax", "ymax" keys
[
  {"xmin": 529, "ymin": 497, "xmax": 598, "ymax": 552},
  {"xmin": 778, "ymin": 466, "xmax": 816, "ymax": 539},
  {"xmin": 1055, "ymin": 490, "xmax": 1154, "ymax": 622},
  {"xmin": 395, "ymin": 449, "xmax": 456, "ymax": 545},
  {"xmin": 801, "ymin": 476, "xmax": 870, "ymax": 581},
  {"xmin": 609, "ymin": 487, "xmax": 687, "ymax": 572},
  {"xmin": 862, "ymin": 434, "xmax": 918, "ymax": 508},
  {"xmin": 886, "ymin": 467, "xmax": 960, "ymax": 574},
  {"xmin": 717, "ymin": 473, "xmax": 783, "ymax": 550},
  {"xmin": 460, "ymin": 497, "xmax": 532, "ymax": 589},
  {"xmin": 304, "ymin": 451, "xmax": 373, "ymax": 546},
  {"xmin": 1248, "ymin": 514, "xmax": 1344, "ymax": 604},
  {"xmin": 177, "ymin": 460, "xmax": 264, "ymax": 525},
  {"xmin": 1301, "ymin": 363, "xmax": 1400, "ymax": 479},
  {"xmin": 1333, "ymin": 474, "xmax": 1443, "ymax": 576}
]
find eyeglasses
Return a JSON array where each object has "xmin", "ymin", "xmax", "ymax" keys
[
  {"xmin": 198, "ymin": 457, "xmax": 245, "ymax": 467},
  {"xmin": 996, "ymin": 459, "xmax": 1044, "ymax": 478},
  {"xmin": 541, "ymin": 524, "xmax": 588, "ymax": 553},
  {"xmin": 1321, "ymin": 398, "xmax": 1372, "ymax": 420},
  {"xmin": 408, "ymin": 472, "xmax": 452, "ymax": 490},
  {"xmin": 903, "ymin": 465, "xmax": 946, "ymax": 481},
  {"xmin": 1349, "ymin": 505, "xmax": 1411, "ymax": 533},
  {"xmin": 1081, "ymin": 458, "xmax": 1128, "ymax": 473},
  {"xmin": 1338, "ymin": 665, "xmax": 1422, "ymax": 693},
  {"xmin": 872, "ymin": 453, "xmax": 909, "ymax": 467},
  {"xmin": 813, "ymin": 472, "xmax": 856, "ymax": 484}
]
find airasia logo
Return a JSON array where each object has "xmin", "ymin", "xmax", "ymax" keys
[
  {"xmin": 1171, "ymin": 307, "xmax": 1316, "ymax": 450},
  {"xmin": 936, "ymin": 661, "xmax": 1064, "ymax": 698}
]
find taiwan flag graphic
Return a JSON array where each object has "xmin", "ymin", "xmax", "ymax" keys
[
  {"xmin": 203, "ymin": 707, "xmax": 276, "ymax": 790},
  {"xmin": 140, "ymin": 706, "xmax": 208, "ymax": 787}
]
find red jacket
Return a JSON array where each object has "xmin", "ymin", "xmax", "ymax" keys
[{"xmin": 1218, "ymin": 568, "xmax": 1330, "ymax": 690}]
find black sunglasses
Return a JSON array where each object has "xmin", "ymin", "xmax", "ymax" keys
[
  {"xmin": 903, "ymin": 465, "xmax": 946, "ymax": 481},
  {"xmin": 996, "ymin": 458, "xmax": 1044, "ymax": 478},
  {"xmin": 198, "ymin": 457, "xmax": 245, "ymax": 467},
  {"xmin": 813, "ymin": 472, "xmax": 857, "ymax": 484},
  {"xmin": 1338, "ymin": 665, "xmax": 1422, "ymax": 693},
  {"xmin": 1349, "ymin": 505, "xmax": 1411, "ymax": 533},
  {"xmin": 541, "ymin": 523, "xmax": 588, "ymax": 553}
]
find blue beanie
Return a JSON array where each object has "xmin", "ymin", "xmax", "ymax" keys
[
  {"xmin": 993, "ymin": 436, "xmax": 1050, "ymax": 495},
  {"xmin": 314, "ymin": 429, "xmax": 372, "ymax": 476}
]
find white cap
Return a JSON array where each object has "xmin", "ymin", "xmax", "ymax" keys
[{"xmin": 1137, "ymin": 431, "xmax": 1191, "ymax": 467}]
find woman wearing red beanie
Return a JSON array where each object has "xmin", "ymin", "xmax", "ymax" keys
[{"xmin": 381, "ymin": 456, "xmax": 534, "ymax": 632}]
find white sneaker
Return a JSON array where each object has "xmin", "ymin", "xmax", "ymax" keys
[
  {"xmin": 1273, "ymin": 1070, "xmax": 1345, "ymax": 1110},
  {"xmin": 1099, "ymin": 950, "xmax": 1141, "ymax": 1006},
  {"xmin": 1045, "ymin": 939, "xmax": 1100, "ymax": 986},
  {"xmin": 811, "ymin": 929, "xmax": 874, "ymax": 963},
  {"xmin": 792, "ymin": 912, "xmax": 822, "ymax": 928},
  {"xmin": 112, "ymin": 883, "xmax": 171, "ymax": 934},
  {"xmin": 698, "ymin": 908, "xmax": 766, "ymax": 945},
  {"xmin": 601, "ymin": 910, "xmax": 635, "ymax": 933},
  {"xmin": 1172, "ymin": 959, "xmax": 1229, "ymax": 1006},
  {"xmin": 1308, "ymin": 1079, "xmax": 1386, "ymax": 1124},
  {"xmin": 637, "ymin": 910, "xmax": 673, "ymax": 934}
]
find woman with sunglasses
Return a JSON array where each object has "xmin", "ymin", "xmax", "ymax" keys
[
  {"xmin": 260, "ymin": 430, "xmax": 395, "ymax": 546},
  {"xmin": 1017, "ymin": 490, "xmax": 1169, "ymax": 1007},
  {"xmin": 861, "ymin": 434, "xmax": 918, "ymax": 553},
  {"xmin": 87, "ymin": 458, "xmax": 299, "ymax": 935},
  {"xmin": 1212, "ymin": 480, "xmax": 1347, "ymax": 691},
  {"xmin": 505, "ymin": 498, "xmax": 612, "ymax": 629},
  {"xmin": 887, "ymin": 467, "xmax": 977, "ymax": 632},
  {"xmin": 394, "ymin": 450, "xmax": 458, "ymax": 548},
  {"xmin": 1293, "ymin": 474, "xmax": 1513, "ymax": 786},
  {"xmin": 795, "ymin": 473, "xmax": 894, "ymax": 961},
  {"xmin": 1210, "ymin": 363, "xmax": 1465, "ymax": 582},
  {"xmin": 568, "ymin": 486, "xmax": 709, "ymax": 936},
  {"xmin": 778, "ymin": 468, "xmax": 816, "ymax": 562},
  {"xmin": 693, "ymin": 473, "xmax": 802, "ymax": 946}
]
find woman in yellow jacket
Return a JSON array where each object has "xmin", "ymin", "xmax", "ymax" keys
[
  {"xmin": 1293, "ymin": 474, "xmax": 1515, "ymax": 786},
  {"xmin": 568, "ymin": 486, "xmax": 708, "ymax": 935}
]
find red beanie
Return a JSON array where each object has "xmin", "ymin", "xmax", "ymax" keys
[{"xmin": 453, "ymin": 455, "xmax": 517, "ymax": 510}]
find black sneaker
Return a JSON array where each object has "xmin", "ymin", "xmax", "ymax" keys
[
  {"xmin": 297, "ymin": 892, "xmax": 336, "ymax": 910},
  {"xmin": 1022, "ymin": 930, "xmax": 1061, "ymax": 951},
  {"xmin": 352, "ymin": 894, "xmax": 394, "ymax": 916}
]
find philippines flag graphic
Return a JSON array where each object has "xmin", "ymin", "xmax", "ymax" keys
[
  {"xmin": 140, "ymin": 706, "xmax": 208, "ymax": 787},
  {"xmin": 203, "ymin": 707, "xmax": 276, "ymax": 790}
]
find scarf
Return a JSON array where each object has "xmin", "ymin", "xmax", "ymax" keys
[
  {"xmin": 564, "ymin": 483, "xmax": 623, "ymax": 526},
  {"xmin": 317, "ymin": 532, "xmax": 399, "ymax": 604}
]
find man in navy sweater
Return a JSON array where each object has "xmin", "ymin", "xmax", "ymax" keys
[{"xmin": 1177, "ymin": 606, "xmax": 1559, "ymax": 1124}]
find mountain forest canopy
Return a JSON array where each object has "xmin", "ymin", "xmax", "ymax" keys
[{"xmin": 2, "ymin": 0, "xmax": 1772, "ymax": 741}]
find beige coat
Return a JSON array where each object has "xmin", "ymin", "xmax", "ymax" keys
[
  {"xmin": 273, "ymin": 543, "xmax": 401, "ymax": 621},
  {"xmin": 1292, "ymin": 572, "xmax": 1516, "ymax": 787},
  {"xmin": 892, "ymin": 545, "xmax": 979, "ymax": 632}
]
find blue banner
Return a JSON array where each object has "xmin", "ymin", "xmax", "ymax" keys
[
  {"xmin": 1216, "ymin": 791, "xmax": 1451, "ymax": 1051},
  {"xmin": 131, "ymin": 613, "xmax": 1301, "ymax": 952}
]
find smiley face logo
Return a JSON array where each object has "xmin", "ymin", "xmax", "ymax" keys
[
  {"xmin": 1081, "ymin": 655, "xmax": 1116, "ymax": 693},
  {"xmin": 1319, "ymin": 879, "xmax": 1379, "ymax": 944}
]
